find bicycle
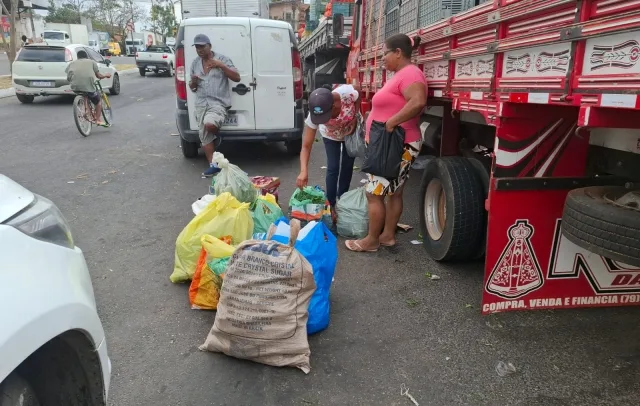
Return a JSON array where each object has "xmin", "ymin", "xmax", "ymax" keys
[{"xmin": 73, "ymin": 80, "xmax": 113, "ymax": 137}]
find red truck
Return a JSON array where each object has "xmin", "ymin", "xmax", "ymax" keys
[{"xmin": 346, "ymin": 0, "xmax": 640, "ymax": 314}]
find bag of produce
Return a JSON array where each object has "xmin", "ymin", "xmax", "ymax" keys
[
  {"xmin": 188, "ymin": 235, "xmax": 235, "ymax": 310},
  {"xmin": 212, "ymin": 152, "xmax": 258, "ymax": 204},
  {"xmin": 336, "ymin": 187, "xmax": 369, "ymax": 239},
  {"xmin": 200, "ymin": 219, "xmax": 316, "ymax": 373},
  {"xmin": 251, "ymin": 194, "xmax": 284, "ymax": 235}
]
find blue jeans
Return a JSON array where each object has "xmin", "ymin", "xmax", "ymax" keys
[{"xmin": 323, "ymin": 137, "xmax": 355, "ymax": 207}]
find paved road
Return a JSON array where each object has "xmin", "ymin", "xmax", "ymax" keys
[
  {"xmin": 1, "ymin": 75, "xmax": 639, "ymax": 406},
  {"xmin": 0, "ymin": 53, "xmax": 136, "ymax": 76}
]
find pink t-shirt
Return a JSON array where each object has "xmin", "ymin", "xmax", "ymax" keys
[{"xmin": 366, "ymin": 64, "xmax": 427, "ymax": 144}]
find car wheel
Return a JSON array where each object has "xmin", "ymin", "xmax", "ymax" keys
[
  {"xmin": 167, "ymin": 64, "xmax": 174, "ymax": 77},
  {"xmin": 419, "ymin": 157, "xmax": 485, "ymax": 262},
  {"xmin": 109, "ymin": 74, "xmax": 120, "ymax": 95},
  {"xmin": 285, "ymin": 139, "xmax": 303, "ymax": 155},
  {"xmin": 139, "ymin": 68, "xmax": 146, "ymax": 77},
  {"xmin": 0, "ymin": 372, "xmax": 40, "ymax": 406},
  {"xmin": 16, "ymin": 94, "xmax": 34, "ymax": 104},
  {"xmin": 181, "ymin": 137, "xmax": 199, "ymax": 159},
  {"xmin": 562, "ymin": 186, "xmax": 640, "ymax": 267}
]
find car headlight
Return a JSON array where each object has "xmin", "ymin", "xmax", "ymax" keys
[{"xmin": 5, "ymin": 195, "xmax": 74, "ymax": 249}]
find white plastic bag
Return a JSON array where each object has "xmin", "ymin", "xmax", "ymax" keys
[
  {"xmin": 192, "ymin": 194, "xmax": 216, "ymax": 216},
  {"xmin": 336, "ymin": 187, "xmax": 369, "ymax": 238},
  {"xmin": 212, "ymin": 152, "xmax": 258, "ymax": 204}
]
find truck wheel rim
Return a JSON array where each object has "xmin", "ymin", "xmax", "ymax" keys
[{"xmin": 425, "ymin": 178, "xmax": 446, "ymax": 241}]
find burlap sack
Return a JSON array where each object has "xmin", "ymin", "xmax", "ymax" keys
[{"xmin": 199, "ymin": 219, "xmax": 316, "ymax": 373}]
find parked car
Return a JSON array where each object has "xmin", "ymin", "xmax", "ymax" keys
[
  {"xmin": 12, "ymin": 44, "xmax": 121, "ymax": 104},
  {"xmin": 136, "ymin": 44, "xmax": 175, "ymax": 77},
  {"xmin": 174, "ymin": 17, "xmax": 304, "ymax": 157},
  {"xmin": 0, "ymin": 174, "xmax": 111, "ymax": 405}
]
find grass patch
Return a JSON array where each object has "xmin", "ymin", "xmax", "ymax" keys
[
  {"xmin": 406, "ymin": 298, "xmax": 421, "ymax": 308},
  {"xmin": 114, "ymin": 64, "xmax": 137, "ymax": 71},
  {"xmin": 0, "ymin": 76, "xmax": 12, "ymax": 90}
]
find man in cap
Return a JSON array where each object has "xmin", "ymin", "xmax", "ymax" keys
[
  {"xmin": 296, "ymin": 84, "xmax": 361, "ymax": 221},
  {"xmin": 189, "ymin": 33, "xmax": 241, "ymax": 176}
]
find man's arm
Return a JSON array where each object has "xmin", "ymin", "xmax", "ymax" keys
[
  {"xmin": 189, "ymin": 58, "xmax": 199, "ymax": 91},
  {"xmin": 92, "ymin": 61, "xmax": 110, "ymax": 80},
  {"xmin": 215, "ymin": 56, "xmax": 240, "ymax": 82}
]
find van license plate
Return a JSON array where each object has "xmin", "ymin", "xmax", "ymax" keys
[
  {"xmin": 224, "ymin": 114, "xmax": 238, "ymax": 126},
  {"xmin": 32, "ymin": 81, "xmax": 53, "ymax": 87}
]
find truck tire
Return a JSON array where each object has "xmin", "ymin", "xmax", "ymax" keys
[
  {"xmin": 419, "ymin": 157, "xmax": 485, "ymax": 261},
  {"xmin": 139, "ymin": 68, "xmax": 146, "ymax": 77},
  {"xmin": 181, "ymin": 137, "xmax": 199, "ymax": 159},
  {"xmin": 562, "ymin": 186, "xmax": 640, "ymax": 267},
  {"xmin": 285, "ymin": 139, "xmax": 302, "ymax": 155},
  {"xmin": 16, "ymin": 94, "xmax": 34, "ymax": 104}
]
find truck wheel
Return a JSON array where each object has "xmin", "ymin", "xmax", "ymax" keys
[
  {"xmin": 16, "ymin": 94, "xmax": 34, "ymax": 104},
  {"xmin": 419, "ymin": 157, "xmax": 485, "ymax": 261},
  {"xmin": 562, "ymin": 186, "xmax": 640, "ymax": 267},
  {"xmin": 139, "ymin": 68, "xmax": 146, "ymax": 77},
  {"xmin": 285, "ymin": 139, "xmax": 302, "ymax": 155},
  {"xmin": 181, "ymin": 137, "xmax": 199, "ymax": 159}
]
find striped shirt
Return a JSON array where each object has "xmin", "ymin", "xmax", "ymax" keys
[{"xmin": 190, "ymin": 53, "xmax": 236, "ymax": 108}]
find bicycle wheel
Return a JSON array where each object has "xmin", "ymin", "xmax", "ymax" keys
[
  {"xmin": 101, "ymin": 93, "xmax": 112, "ymax": 126},
  {"xmin": 73, "ymin": 95, "xmax": 92, "ymax": 137}
]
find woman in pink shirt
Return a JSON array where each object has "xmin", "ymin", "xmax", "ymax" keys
[{"xmin": 346, "ymin": 34, "xmax": 427, "ymax": 252}]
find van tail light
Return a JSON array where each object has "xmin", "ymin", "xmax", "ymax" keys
[
  {"xmin": 292, "ymin": 48, "xmax": 303, "ymax": 100},
  {"xmin": 65, "ymin": 48, "xmax": 73, "ymax": 62},
  {"xmin": 175, "ymin": 47, "xmax": 187, "ymax": 101},
  {"xmin": 162, "ymin": 54, "xmax": 168, "ymax": 59}
]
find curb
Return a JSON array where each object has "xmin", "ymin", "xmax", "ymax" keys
[{"xmin": 0, "ymin": 68, "xmax": 140, "ymax": 100}]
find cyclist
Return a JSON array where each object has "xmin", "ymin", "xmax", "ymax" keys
[{"xmin": 66, "ymin": 50, "xmax": 111, "ymax": 125}]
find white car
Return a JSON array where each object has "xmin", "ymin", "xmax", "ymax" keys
[
  {"xmin": 12, "ymin": 44, "xmax": 120, "ymax": 104},
  {"xmin": 136, "ymin": 44, "xmax": 175, "ymax": 77},
  {"xmin": 0, "ymin": 175, "xmax": 111, "ymax": 404}
]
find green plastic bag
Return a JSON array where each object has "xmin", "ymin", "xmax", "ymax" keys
[
  {"xmin": 251, "ymin": 197, "xmax": 284, "ymax": 235},
  {"xmin": 208, "ymin": 257, "xmax": 230, "ymax": 276},
  {"xmin": 289, "ymin": 186, "xmax": 329, "ymax": 222},
  {"xmin": 336, "ymin": 187, "xmax": 369, "ymax": 239},
  {"xmin": 212, "ymin": 152, "xmax": 258, "ymax": 204}
]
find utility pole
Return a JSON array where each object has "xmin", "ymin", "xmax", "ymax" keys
[
  {"xmin": 129, "ymin": 0, "xmax": 135, "ymax": 56},
  {"xmin": 1, "ymin": 0, "xmax": 19, "ymax": 73}
]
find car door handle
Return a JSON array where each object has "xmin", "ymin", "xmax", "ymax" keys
[{"xmin": 232, "ymin": 84, "xmax": 251, "ymax": 96}]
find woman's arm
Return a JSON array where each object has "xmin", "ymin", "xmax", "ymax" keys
[
  {"xmin": 385, "ymin": 82, "xmax": 427, "ymax": 131},
  {"xmin": 296, "ymin": 125, "xmax": 318, "ymax": 188}
]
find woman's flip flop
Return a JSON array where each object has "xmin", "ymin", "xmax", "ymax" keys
[{"xmin": 345, "ymin": 240, "xmax": 379, "ymax": 253}]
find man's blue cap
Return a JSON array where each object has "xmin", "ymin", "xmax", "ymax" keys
[{"xmin": 193, "ymin": 34, "xmax": 211, "ymax": 46}]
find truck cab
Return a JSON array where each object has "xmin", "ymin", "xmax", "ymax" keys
[{"xmin": 42, "ymin": 30, "xmax": 70, "ymax": 46}]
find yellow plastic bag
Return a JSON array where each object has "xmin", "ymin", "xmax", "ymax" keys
[
  {"xmin": 189, "ymin": 235, "xmax": 235, "ymax": 310},
  {"xmin": 171, "ymin": 193, "xmax": 253, "ymax": 283},
  {"xmin": 260, "ymin": 193, "xmax": 278, "ymax": 206}
]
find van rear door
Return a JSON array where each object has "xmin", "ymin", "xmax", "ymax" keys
[
  {"xmin": 249, "ymin": 19, "xmax": 295, "ymax": 130},
  {"xmin": 184, "ymin": 18, "xmax": 255, "ymax": 132}
]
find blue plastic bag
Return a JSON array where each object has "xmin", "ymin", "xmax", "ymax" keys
[{"xmin": 270, "ymin": 217, "xmax": 338, "ymax": 335}]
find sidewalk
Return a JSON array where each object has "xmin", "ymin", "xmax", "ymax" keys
[{"xmin": 0, "ymin": 66, "xmax": 139, "ymax": 99}]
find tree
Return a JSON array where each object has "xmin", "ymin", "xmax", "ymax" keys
[
  {"xmin": 88, "ymin": 0, "xmax": 147, "ymax": 41},
  {"xmin": 45, "ymin": 0, "xmax": 82, "ymax": 24},
  {"xmin": 1, "ymin": 0, "xmax": 18, "ymax": 73},
  {"xmin": 150, "ymin": 1, "xmax": 176, "ymax": 42}
]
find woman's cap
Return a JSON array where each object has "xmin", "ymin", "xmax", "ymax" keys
[{"xmin": 308, "ymin": 88, "xmax": 334, "ymax": 125}]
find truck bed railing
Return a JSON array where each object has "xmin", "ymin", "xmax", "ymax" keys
[{"xmin": 357, "ymin": 0, "xmax": 640, "ymax": 122}]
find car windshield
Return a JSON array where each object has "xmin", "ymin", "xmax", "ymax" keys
[
  {"xmin": 145, "ymin": 46, "xmax": 171, "ymax": 53},
  {"xmin": 16, "ymin": 47, "xmax": 66, "ymax": 62},
  {"xmin": 43, "ymin": 32, "xmax": 65, "ymax": 40}
]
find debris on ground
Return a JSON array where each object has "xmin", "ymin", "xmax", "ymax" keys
[
  {"xmin": 401, "ymin": 384, "xmax": 420, "ymax": 405},
  {"xmin": 410, "ymin": 240, "xmax": 423, "ymax": 245},
  {"xmin": 397, "ymin": 223, "xmax": 413, "ymax": 232},
  {"xmin": 495, "ymin": 361, "xmax": 517, "ymax": 377}
]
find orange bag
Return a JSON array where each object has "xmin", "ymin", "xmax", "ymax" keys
[{"xmin": 189, "ymin": 235, "xmax": 234, "ymax": 310}]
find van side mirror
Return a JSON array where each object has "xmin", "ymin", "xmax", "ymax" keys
[
  {"xmin": 333, "ymin": 13, "xmax": 344, "ymax": 37},
  {"xmin": 65, "ymin": 34, "xmax": 70, "ymax": 39}
]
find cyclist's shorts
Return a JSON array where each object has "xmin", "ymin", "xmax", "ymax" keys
[{"xmin": 87, "ymin": 92, "xmax": 101, "ymax": 105}]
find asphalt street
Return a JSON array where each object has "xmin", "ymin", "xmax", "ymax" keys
[
  {"xmin": 0, "ymin": 54, "xmax": 136, "ymax": 76},
  {"xmin": 1, "ymin": 74, "xmax": 639, "ymax": 406}
]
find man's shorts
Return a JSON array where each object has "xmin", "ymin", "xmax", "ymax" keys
[
  {"xmin": 87, "ymin": 92, "xmax": 101, "ymax": 105},
  {"xmin": 364, "ymin": 141, "xmax": 421, "ymax": 197},
  {"xmin": 195, "ymin": 104, "xmax": 228, "ymax": 146}
]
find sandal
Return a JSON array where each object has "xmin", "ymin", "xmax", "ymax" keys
[{"xmin": 345, "ymin": 240, "xmax": 379, "ymax": 253}]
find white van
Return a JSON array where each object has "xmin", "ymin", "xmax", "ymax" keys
[{"xmin": 174, "ymin": 17, "xmax": 305, "ymax": 157}]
